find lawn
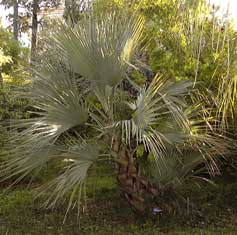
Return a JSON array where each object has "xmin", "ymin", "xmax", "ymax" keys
[{"xmin": 0, "ymin": 166, "xmax": 236, "ymax": 235}]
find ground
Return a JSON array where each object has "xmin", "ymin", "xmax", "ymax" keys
[{"xmin": 0, "ymin": 164, "xmax": 236, "ymax": 235}]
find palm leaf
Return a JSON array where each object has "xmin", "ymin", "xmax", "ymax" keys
[
  {"xmin": 1, "ymin": 65, "xmax": 89, "ymax": 181},
  {"xmin": 119, "ymin": 75, "xmax": 193, "ymax": 162},
  {"xmin": 51, "ymin": 10, "xmax": 144, "ymax": 88},
  {"xmin": 183, "ymin": 102, "xmax": 232, "ymax": 174},
  {"xmin": 148, "ymin": 150, "xmax": 212, "ymax": 189},
  {"xmin": 37, "ymin": 142, "xmax": 99, "ymax": 220}
]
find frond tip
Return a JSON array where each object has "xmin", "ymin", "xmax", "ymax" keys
[{"xmin": 37, "ymin": 142, "xmax": 99, "ymax": 218}]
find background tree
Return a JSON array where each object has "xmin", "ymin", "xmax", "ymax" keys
[
  {"xmin": 30, "ymin": 0, "xmax": 62, "ymax": 60},
  {"xmin": 13, "ymin": 0, "xmax": 19, "ymax": 40},
  {"xmin": 0, "ymin": 24, "xmax": 29, "ymax": 151},
  {"xmin": 0, "ymin": 25, "xmax": 29, "ymax": 83},
  {"xmin": 0, "ymin": 0, "xmax": 62, "ymax": 60},
  {"xmin": 30, "ymin": 0, "xmax": 38, "ymax": 60},
  {"xmin": 63, "ymin": 0, "xmax": 91, "ymax": 25},
  {"xmin": 0, "ymin": 48, "xmax": 12, "ymax": 86},
  {"xmin": 0, "ymin": 0, "xmax": 20, "ymax": 41}
]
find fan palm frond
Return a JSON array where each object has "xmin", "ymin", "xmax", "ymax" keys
[
  {"xmin": 37, "ymin": 141, "xmax": 99, "ymax": 220},
  {"xmin": 32, "ymin": 65, "xmax": 88, "ymax": 133},
  {"xmin": 52, "ymin": 10, "xmax": 144, "ymax": 88},
  {"xmin": 1, "ymin": 65, "xmax": 89, "ymax": 181},
  {"xmin": 130, "ymin": 75, "xmax": 192, "ymax": 131},
  {"xmin": 148, "ymin": 150, "xmax": 213, "ymax": 190},
  {"xmin": 183, "ymin": 102, "xmax": 232, "ymax": 174},
  {"xmin": 218, "ymin": 72, "xmax": 237, "ymax": 126},
  {"xmin": 119, "ymin": 75, "xmax": 193, "ymax": 161},
  {"xmin": 1, "ymin": 140, "xmax": 59, "ymax": 183}
]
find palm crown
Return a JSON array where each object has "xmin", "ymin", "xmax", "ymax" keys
[{"xmin": 1, "ymin": 9, "xmax": 230, "ymax": 214}]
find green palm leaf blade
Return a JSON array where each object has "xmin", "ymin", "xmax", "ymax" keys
[
  {"xmin": 1, "ymin": 141, "xmax": 59, "ymax": 183},
  {"xmin": 37, "ymin": 142, "xmax": 99, "ymax": 218},
  {"xmin": 1, "ymin": 65, "xmax": 89, "ymax": 182},
  {"xmin": 181, "ymin": 102, "xmax": 233, "ymax": 175},
  {"xmin": 120, "ymin": 75, "xmax": 193, "ymax": 161},
  {"xmin": 147, "ymin": 150, "xmax": 211, "ymax": 190},
  {"xmin": 51, "ymin": 10, "xmax": 144, "ymax": 88},
  {"xmin": 131, "ymin": 75, "xmax": 192, "ymax": 130},
  {"xmin": 32, "ymin": 66, "xmax": 89, "ymax": 132}
]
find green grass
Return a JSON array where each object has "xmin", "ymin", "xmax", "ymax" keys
[
  {"xmin": 0, "ymin": 163, "xmax": 236, "ymax": 235},
  {"xmin": 0, "ymin": 180, "xmax": 236, "ymax": 234}
]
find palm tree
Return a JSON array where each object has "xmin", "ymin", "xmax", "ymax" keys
[{"xmin": 1, "ymin": 9, "xmax": 230, "ymax": 214}]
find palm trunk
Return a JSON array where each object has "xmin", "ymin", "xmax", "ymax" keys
[{"xmin": 112, "ymin": 140, "xmax": 158, "ymax": 212}]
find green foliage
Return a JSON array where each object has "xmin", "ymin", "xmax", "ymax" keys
[
  {"xmin": 0, "ymin": 25, "xmax": 30, "ymax": 156},
  {"xmin": 0, "ymin": 25, "xmax": 29, "ymax": 81},
  {"xmin": 0, "ymin": 0, "xmax": 235, "ymax": 219},
  {"xmin": 93, "ymin": 0, "xmax": 237, "ymax": 128},
  {"xmin": 0, "ymin": 25, "xmax": 29, "ymax": 121},
  {"xmin": 144, "ymin": 1, "xmax": 237, "ymax": 126},
  {"xmin": 0, "ymin": 48, "xmax": 12, "ymax": 66},
  {"xmin": 63, "ymin": 0, "xmax": 91, "ymax": 24},
  {"xmin": 139, "ymin": 150, "xmax": 216, "ymax": 214}
]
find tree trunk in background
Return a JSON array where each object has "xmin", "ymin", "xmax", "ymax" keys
[
  {"xmin": 13, "ymin": 0, "xmax": 19, "ymax": 41},
  {"xmin": 30, "ymin": 0, "xmax": 39, "ymax": 62},
  {"xmin": 0, "ymin": 70, "xmax": 7, "ymax": 112},
  {"xmin": 64, "ymin": 0, "xmax": 90, "ymax": 25},
  {"xmin": 0, "ymin": 70, "xmax": 3, "ymax": 87}
]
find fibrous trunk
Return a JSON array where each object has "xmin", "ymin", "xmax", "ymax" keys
[{"xmin": 112, "ymin": 141, "xmax": 158, "ymax": 212}]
